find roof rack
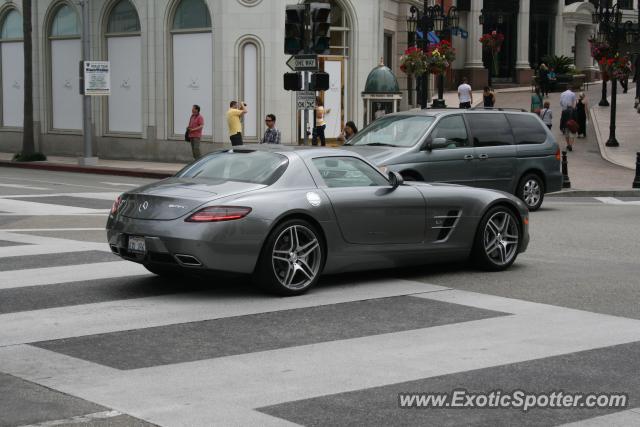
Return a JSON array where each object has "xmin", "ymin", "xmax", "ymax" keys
[{"xmin": 469, "ymin": 106, "xmax": 527, "ymax": 112}]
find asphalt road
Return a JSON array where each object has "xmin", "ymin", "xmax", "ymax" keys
[{"xmin": 1, "ymin": 168, "xmax": 639, "ymax": 427}]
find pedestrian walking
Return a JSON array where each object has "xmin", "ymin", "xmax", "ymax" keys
[
  {"xmin": 312, "ymin": 97, "xmax": 330, "ymax": 146},
  {"xmin": 338, "ymin": 121, "xmax": 358, "ymax": 143},
  {"xmin": 538, "ymin": 63, "xmax": 550, "ymax": 97},
  {"xmin": 259, "ymin": 114, "xmax": 281, "ymax": 144},
  {"xmin": 576, "ymin": 92, "xmax": 588, "ymax": 138},
  {"xmin": 458, "ymin": 77, "xmax": 473, "ymax": 109},
  {"xmin": 539, "ymin": 101, "xmax": 553, "ymax": 130},
  {"xmin": 559, "ymin": 87, "xmax": 577, "ymax": 111},
  {"xmin": 227, "ymin": 100, "xmax": 248, "ymax": 146},
  {"xmin": 547, "ymin": 67, "xmax": 557, "ymax": 93},
  {"xmin": 186, "ymin": 104, "xmax": 204, "ymax": 159},
  {"xmin": 560, "ymin": 105, "xmax": 578, "ymax": 151},
  {"xmin": 483, "ymin": 86, "xmax": 496, "ymax": 107},
  {"xmin": 531, "ymin": 88, "xmax": 544, "ymax": 113}
]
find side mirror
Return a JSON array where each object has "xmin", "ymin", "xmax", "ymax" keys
[
  {"xmin": 388, "ymin": 171, "xmax": 404, "ymax": 189},
  {"xmin": 426, "ymin": 137, "xmax": 448, "ymax": 151}
]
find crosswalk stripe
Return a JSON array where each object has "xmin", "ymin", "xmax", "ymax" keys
[
  {"xmin": 16, "ymin": 410, "xmax": 123, "ymax": 427},
  {"xmin": 0, "ymin": 198, "xmax": 108, "ymax": 215},
  {"xmin": 0, "ymin": 279, "xmax": 448, "ymax": 346},
  {"xmin": 0, "ymin": 261, "xmax": 149, "ymax": 290},
  {"xmin": 0, "ymin": 183, "xmax": 51, "ymax": 191},
  {"xmin": 557, "ymin": 408, "xmax": 640, "ymax": 426},
  {"xmin": 595, "ymin": 197, "xmax": 640, "ymax": 206},
  {"xmin": 0, "ymin": 228, "xmax": 105, "ymax": 232},
  {"xmin": 101, "ymin": 182, "xmax": 139, "ymax": 187},
  {"xmin": 2, "ymin": 289, "xmax": 640, "ymax": 426},
  {"xmin": 0, "ymin": 192, "xmax": 120, "ymax": 201}
]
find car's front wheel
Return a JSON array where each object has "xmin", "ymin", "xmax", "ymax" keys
[
  {"xmin": 517, "ymin": 173, "xmax": 544, "ymax": 211},
  {"xmin": 254, "ymin": 219, "xmax": 324, "ymax": 296},
  {"xmin": 472, "ymin": 206, "xmax": 521, "ymax": 271}
]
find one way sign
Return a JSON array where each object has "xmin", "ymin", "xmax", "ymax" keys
[{"xmin": 286, "ymin": 54, "xmax": 319, "ymax": 71}]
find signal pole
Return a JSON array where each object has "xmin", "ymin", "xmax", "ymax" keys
[{"xmin": 79, "ymin": 0, "xmax": 96, "ymax": 166}]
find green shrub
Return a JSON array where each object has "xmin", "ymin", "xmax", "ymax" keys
[
  {"xmin": 541, "ymin": 55, "xmax": 575, "ymax": 74},
  {"xmin": 13, "ymin": 152, "xmax": 47, "ymax": 162}
]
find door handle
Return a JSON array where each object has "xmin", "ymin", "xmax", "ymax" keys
[
  {"xmin": 478, "ymin": 153, "xmax": 489, "ymax": 160},
  {"xmin": 463, "ymin": 154, "xmax": 474, "ymax": 160}
]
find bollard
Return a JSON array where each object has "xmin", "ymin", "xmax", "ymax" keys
[
  {"xmin": 633, "ymin": 152, "xmax": 640, "ymax": 189},
  {"xmin": 562, "ymin": 151, "xmax": 571, "ymax": 189}
]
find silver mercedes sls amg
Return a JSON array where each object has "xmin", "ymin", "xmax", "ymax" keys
[{"xmin": 107, "ymin": 147, "xmax": 529, "ymax": 295}]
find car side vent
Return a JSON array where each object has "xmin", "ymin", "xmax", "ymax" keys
[{"xmin": 433, "ymin": 210, "xmax": 461, "ymax": 241}]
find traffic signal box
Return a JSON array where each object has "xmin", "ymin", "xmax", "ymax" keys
[
  {"xmin": 283, "ymin": 72, "xmax": 303, "ymax": 91},
  {"xmin": 284, "ymin": 5, "xmax": 305, "ymax": 55},
  {"xmin": 309, "ymin": 3, "xmax": 331, "ymax": 55}
]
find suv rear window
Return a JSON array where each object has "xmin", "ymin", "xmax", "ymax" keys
[
  {"xmin": 507, "ymin": 114, "xmax": 548, "ymax": 145},
  {"xmin": 467, "ymin": 113, "xmax": 514, "ymax": 147}
]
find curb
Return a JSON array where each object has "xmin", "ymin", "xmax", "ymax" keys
[
  {"xmin": 0, "ymin": 160, "xmax": 175, "ymax": 179},
  {"xmin": 588, "ymin": 105, "xmax": 635, "ymax": 171},
  {"xmin": 548, "ymin": 189, "xmax": 640, "ymax": 197}
]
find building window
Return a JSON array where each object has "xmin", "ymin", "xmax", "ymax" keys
[
  {"xmin": 49, "ymin": 3, "xmax": 82, "ymax": 130},
  {"xmin": 170, "ymin": 0, "xmax": 212, "ymax": 137},
  {"xmin": 241, "ymin": 41, "xmax": 259, "ymax": 139},
  {"xmin": 384, "ymin": 32, "xmax": 394, "ymax": 69},
  {"xmin": 1, "ymin": 9, "xmax": 24, "ymax": 127},
  {"xmin": 105, "ymin": 0, "xmax": 142, "ymax": 134}
]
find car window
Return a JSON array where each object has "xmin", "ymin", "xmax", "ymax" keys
[
  {"xmin": 429, "ymin": 115, "xmax": 469, "ymax": 148},
  {"xmin": 467, "ymin": 113, "xmax": 514, "ymax": 147},
  {"xmin": 506, "ymin": 114, "xmax": 547, "ymax": 145},
  {"xmin": 346, "ymin": 115, "xmax": 435, "ymax": 148},
  {"xmin": 311, "ymin": 157, "xmax": 390, "ymax": 188},
  {"xmin": 177, "ymin": 150, "xmax": 288, "ymax": 185}
]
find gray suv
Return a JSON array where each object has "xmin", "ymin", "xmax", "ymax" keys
[{"xmin": 344, "ymin": 109, "xmax": 563, "ymax": 211}]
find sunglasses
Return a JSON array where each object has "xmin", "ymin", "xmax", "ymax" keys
[{"xmin": 265, "ymin": 119, "xmax": 273, "ymax": 122}]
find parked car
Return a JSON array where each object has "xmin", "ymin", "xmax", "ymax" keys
[
  {"xmin": 344, "ymin": 109, "xmax": 563, "ymax": 210},
  {"xmin": 107, "ymin": 147, "xmax": 529, "ymax": 296}
]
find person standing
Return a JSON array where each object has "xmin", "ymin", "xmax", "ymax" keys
[
  {"xmin": 312, "ymin": 97, "xmax": 330, "ymax": 146},
  {"xmin": 531, "ymin": 87, "xmax": 544, "ymax": 113},
  {"xmin": 338, "ymin": 121, "xmax": 358, "ymax": 143},
  {"xmin": 538, "ymin": 63, "xmax": 550, "ymax": 97},
  {"xmin": 539, "ymin": 101, "xmax": 553, "ymax": 130},
  {"xmin": 483, "ymin": 86, "xmax": 496, "ymax": 107},
  {"xmin": 186, "ymin": 104, "xmax": 204, "ymax": 159},
  {"xmin": 227, "ymin": 101, "xmax": 247, "ymax": 146},
  {"xmin": 259, "ymin": 114, "xmax": 281, "ymax": 144},
  {"xmin": 458, "ymin": 77, "xmax": 473, "ymax": 109},
  {"xmin": 559, "ymin": 87, "xmax": 577, "ymax": 111},
  {"xmin": 560, "ymin": 105, "xmax": 577, "ymax": 151},
  {"xmin": 576, "ymin": 92, "xmax": 588, "ymax": 138}
]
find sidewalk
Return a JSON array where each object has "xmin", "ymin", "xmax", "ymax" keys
[{"xmin": 590, "ymin": 88, "xmax": 640, "ymax": 170}]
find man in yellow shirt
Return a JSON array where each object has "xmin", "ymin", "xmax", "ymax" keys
[{"xmin": 227, "ymin": 101, "xmax": 248, "ymax": 146}]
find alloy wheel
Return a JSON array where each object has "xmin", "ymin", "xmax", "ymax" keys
[
  {"xmin": 271, "ymin": 225, "xmax": 322, "ymax": 291},
  {"xmin": 483, "ymin": 211, "xmax": 519, "ymax": 267},
  {"xmin": 522, "ymin": 178, "xmax": 541, "ymax": 209}
]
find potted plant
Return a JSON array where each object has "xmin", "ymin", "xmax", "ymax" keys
[
  {"xmin": 426, "ymin": 40, "xmax": 456, "ymax": 75},
  {"xmin": 400, "ymin": 46, "xmax": 428, "ymax": 76}
]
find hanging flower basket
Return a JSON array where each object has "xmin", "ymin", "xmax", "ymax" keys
[
  {"xmin": 426, "ymin": 40, "xmax": 456, "ymax": 75},
  {"xmin": 599, "ymin": 54, "xmax": 632, "ymax": 81},
  {"xmin": 480, "ymin": 31, "xmax": 504, "ymax": 76},
  {"xmin": 400, "ymin": 46, "xmax": 428, "ymax": 76}
]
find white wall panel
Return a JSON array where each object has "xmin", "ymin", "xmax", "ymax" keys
[
  {"xmin": 107, "ymin": 36, "xmax": 142, "ymax": 133},
  {"xmin": 242, "ymin": 43, "xmax": 257, "ymax": 138},
  {"xmin": 51, "ymin": 39, "xmax": 82, "ymax": 130},
  {"xmin": 324, "ymin": 60, "xmax": 342, "ymax": 139},
  {"xmin": 1, "ymin": 42, "xmax": 24, "ymax": 127},
  {"xmin": 173, "ymin": 33, "xmax": 212, "ymax": 136}
]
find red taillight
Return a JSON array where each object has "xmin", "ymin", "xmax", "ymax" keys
[
  {"xmin": 185, "ymin": 206, "xmax": 252, "ymax": 222},
  {"xmin": 110, "ymin": 195, "xmax": 122, "ymax": 215},
  {"xmin": 555, "ymin": 148, "xmax": 561, "ymax": 161}
]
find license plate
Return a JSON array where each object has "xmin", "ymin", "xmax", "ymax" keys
[{"xmin": 128, "ymin": 236, "xmax": 146, "ymax": 254}]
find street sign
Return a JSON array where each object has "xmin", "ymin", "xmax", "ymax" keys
[
  {"xmin": 286, "ymin": 54, "xmax": 319, "ymax": 71},
  {"xmin": 82, "ymin": 61, "xmax": 110, "ymax": 96},
  {"xmin": 296, "ymin": 91, "xmax": 316, "ymax": 110}
]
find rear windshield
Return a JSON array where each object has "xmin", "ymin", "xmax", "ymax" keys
[
  {"xmin": 346, "ymin": 115, "xmax": 435, "ymax": 148},
  {"xmin": 176, "ymin": 150, "xmax": 289, "ymax": 185}
]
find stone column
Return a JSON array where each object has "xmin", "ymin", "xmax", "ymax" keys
[
  {"xmin": 461, "ymin": 0, "xmax": 487, "ymax": 89},
  {"xmin": 554, "ymin": 0, "xmax": 565, "ymax": 57},
  {"xmin": 515, "ymin": 0, "xmax": 533, "ymax": 84}
]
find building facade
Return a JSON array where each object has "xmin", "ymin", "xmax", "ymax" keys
[{"xmin": 0, "ymin": 0, "xmax": 638, "ymax": 161}]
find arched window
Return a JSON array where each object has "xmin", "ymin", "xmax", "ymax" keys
[
  {"xmin": 241, "ymin": 41, "xmax": 259, "ymax": 139},
  {"xmin": 170, "ymin": 0, "xmax": 212, "ymax": 137},
  {"xmin": 105, "ymin": 0, "xmax": 142, "ymax": 134},
  {"xmin": 49, "ymin": 4, "xmax": 82, "ymax": 130},
  {"xmin": 1, "ymin": 9, "xmax": 24, "ymax": 127},
  {"xmin": 302, "ymin": 0, "xmax": 352, "ymax": 142}
]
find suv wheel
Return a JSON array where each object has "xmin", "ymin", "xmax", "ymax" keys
[{"xmin": 517, "ymin": 174, "xmax": 544, "ymax": 211}]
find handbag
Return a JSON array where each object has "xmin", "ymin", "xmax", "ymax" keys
[{"xmin": 184, "ymin": 128, "xmax": 190, "ymax": 142}]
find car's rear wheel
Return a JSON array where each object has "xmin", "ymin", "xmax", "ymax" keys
[
  {"xmin": 472, "ymin": 206, "xmax": 520, "ymax": 271},
  {"xmin": 517, "ymin": 173, "xmax": 544, "ymax": 211},
  {"xmin": 254, "ymin": 219, "xmax": 324, "ymax": 296}
]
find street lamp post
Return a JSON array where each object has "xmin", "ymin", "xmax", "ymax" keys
[
  {"xmin": 406, "ymin": 1, "xmax": 459, "ymax": 109},
  {"xmin": 592, "ymin": 0, "xmax": 638, "ymax": 148}
]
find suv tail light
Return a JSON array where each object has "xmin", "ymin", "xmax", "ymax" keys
[
  {"xmin": 185, "ymin": 206, "xmax": 252, "ymax": 222},
  {"xmin": 110, "ymin": 195, "xmax": 123, "ymax": 215},
  {"xmin": 555, "ymin": 148, "xmax": 561, "ymax": 161}
]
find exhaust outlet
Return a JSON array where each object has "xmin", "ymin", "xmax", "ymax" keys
[{"xmin": 174, "ymin": 254, "xmax": 202, "ymax": 267}]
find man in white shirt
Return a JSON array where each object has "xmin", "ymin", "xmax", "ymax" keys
[
  {"xmin": 458, "ymin": 77, "xmax": 473, "ymax": 109},
  {"xmin": 559, "ymin": 88, "xmax": 577, "ymax": 111}
]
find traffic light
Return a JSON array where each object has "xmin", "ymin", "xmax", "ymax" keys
[
  {"xmin": 285, "ymin": 5, "xmax": 305, "ymax": 55},
  {"xmin": 309, "ymin": 71, "xmax": 329, "ymax": 91},
  {"xmin": 309, "ymin": 3, "xmax": 331, "ymax": 54},
  {"xmin": 283, "ymin": 72, "xmax": 303, "ymax": 91}
]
